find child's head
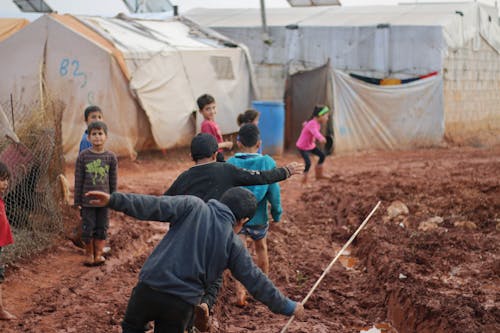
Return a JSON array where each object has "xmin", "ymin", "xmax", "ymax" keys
[
  {"xmin": 88, "ymin": 121, "xmax": 108, "ymax": 135},
  {"xmin": 0, "ymin": 162, "xmax": 11, "ymax": 196},
  {"xmin": 237, "ymin": 123, "xmax": 261, "ymax": 151},
  {"xmin": 311, "ymin": 105, "xmax": 330, "ymax": 124},
  {"xmin": 237, "ymin": 109, "xmax": 260, "ymax": 126},
  {"xmin": 87, "ymin": 121, "xmax": 108, "ymax": 147},
  {"xmin": 190, "ymin": 133, "xmax": 218, "ymax": 162},
  {"xmin": 220, "ymin": 187, "xmax": 257, "ymax": 232},
  {"xmin": 84, "ymin": 105, "xmax": 103, "ymax": 125},
  {"xmin": 197, "ymin": 94, "xmax": 216, "ymax": 121}
]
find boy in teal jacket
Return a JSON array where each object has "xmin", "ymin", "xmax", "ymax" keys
[{"xmin": 227, "ymin": 123, "xmax": 283, "ymax": 306}]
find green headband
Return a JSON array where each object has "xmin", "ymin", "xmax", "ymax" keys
[{"xmin": 318, "ymin": 106, "xmax": 330, "ymax": 116}]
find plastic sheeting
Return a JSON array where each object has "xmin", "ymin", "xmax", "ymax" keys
[
  {"xmin": 80, "ymin": 16, "xmax": 256, "ymax": 146},
  {"xmin": 0, "ymin": 14, "xmax": 256, "ymax": 160},
  {"xmin": 187, "ymin": 3, "xmax": 500, "ymax": 67},
  {"xmin": 333, "ymin": 70, "xmax": 444, "ymax": 153},
  {"xmin": 0, "ymin": 15, "xmax": 152, "ymax": 162}
]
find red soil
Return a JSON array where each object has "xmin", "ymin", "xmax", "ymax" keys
[{"xmin": 0, "ymin": 146, "xmax": 498, "ymax": 332}]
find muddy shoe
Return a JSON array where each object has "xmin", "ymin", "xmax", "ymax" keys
[
  {"xmin": 93, "ymin": 239, "xmax": 106, "ymax": 266},
  {"xmin": 83, "ymin": 241, "xmax": 95, "ymax": 267},
  {"xmin": 194, "ymin": 303, "xmax": 210, "ymax": 332}
]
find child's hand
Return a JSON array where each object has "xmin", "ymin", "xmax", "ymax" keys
[
  {"xmin": 293, "ymin": 302, "xmax": 305, "ymax": 320},
  {"xmin": 269, "ymin": 221, "xmax": 280, "ymax": 232},
  {"xmin": 85, "ymin": 191, "xmax": 110, "ymax": 206},
  {"xmin": 285, "ymin": 162, "xmax": 304, "ymax": 176},
  {"xmin": 220, "ymin": 141, "xmax": 233, "ymax": 150}
]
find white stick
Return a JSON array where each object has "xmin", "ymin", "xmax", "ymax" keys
[{"xmin": 279, "ymin": 201, "xmax": 381, "ymax": 333}]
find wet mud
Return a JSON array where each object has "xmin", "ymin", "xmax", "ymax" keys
[{"xmin": 1, "ymin": 147, "xmax": 498, "ymax": 332}]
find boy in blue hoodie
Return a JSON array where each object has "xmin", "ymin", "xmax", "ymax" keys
[
  {"xmin": 227, "ymin": 124, "xmax": 283, "ymax": 306},
  {"xmin": 86, "ymin": 187, "xmax": 305, "ymax": 333}
]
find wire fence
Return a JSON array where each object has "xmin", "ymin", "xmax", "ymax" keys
[{"xmin": 0, "ymin": 96, "xmax": 65, "ymax": 263}]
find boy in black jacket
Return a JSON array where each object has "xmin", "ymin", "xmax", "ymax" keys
[
  {"xmin": 164, "ymin": 133, "xmax": 302, "ymax": 330},
  {"xmin": 164, "ymin": 133, "xmax": 302, "ymax": 201}
]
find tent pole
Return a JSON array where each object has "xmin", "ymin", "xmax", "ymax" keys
[{"xmin": 260, "ymin": 0, "xmax": 272, "ymax": 44}]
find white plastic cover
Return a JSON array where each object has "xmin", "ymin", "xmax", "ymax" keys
[
  {"xmin": 0, "ymin": 15, "xmax": 150, "ymax": 161},
  {"xmin": 333, "ymin": 70, "xmax": 444, "ymax": 152},
  {"xmin": 81, "ymin": 16, "xmax": 255, "ymax": 147}
]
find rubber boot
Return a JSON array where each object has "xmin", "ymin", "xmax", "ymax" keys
[
  {"xmin": 93, "ymin": 239, "xmax": 106, "ymax": 266},
  {"xmin": 315, "ymin": 164, "xmax": 329, "ymax": 180},
  {"xmin": 69, "ymin": 223, "xmax": 84, "ymax": 249},
  {"xmin": 301, "ymin": 172, "xmax": 309, "ymax": 184},
  {"xmin": 84, "ymin": 240, "xmax": 94, "ymax": 266}
]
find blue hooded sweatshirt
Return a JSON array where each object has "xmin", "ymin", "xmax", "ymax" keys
[
  {"xmin": 108, "ymin": 192, "xmax": 296, "ymax": 316},
  {"xmin": 227, "ymin": 153, "xmax": 282, "ymax": 227}
]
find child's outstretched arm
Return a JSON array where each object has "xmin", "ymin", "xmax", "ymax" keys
[{"xmin": 86, "ymin": 191, "xmax": 194, "ymax": 224}]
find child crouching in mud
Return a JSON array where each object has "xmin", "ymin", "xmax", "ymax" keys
[{"xmin": 85, "ymin": 187, "xmax": 305, "ymax": 332}]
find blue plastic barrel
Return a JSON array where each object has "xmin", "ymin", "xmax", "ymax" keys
[{"xmin": 252, "ymin": 101, "xmax": 285, "ymax": 155}]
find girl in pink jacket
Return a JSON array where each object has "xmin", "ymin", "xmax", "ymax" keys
[{"xmin": 295, "ymin": 105, "xmax": 330, "ymax": 183}]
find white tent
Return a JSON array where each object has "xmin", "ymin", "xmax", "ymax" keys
[
  {"xmin": 0, "ymin": 14, "xmax": 256, "ymax": 161},
  {"xmin": 187, "ymin": 3, "xmax": 500, "ymax": 151}
]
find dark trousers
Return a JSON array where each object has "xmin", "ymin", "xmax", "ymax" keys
[
  {"xmin": 299, "ymin": 147, "xmax": 326, "ymax": 173},
  {"xmin": 122, "ymin": 282, "xmax": 194, "ymax": 333},
  {"xmin": 81, "ymin": 206, "xmax": 109, "ymax": 241}
]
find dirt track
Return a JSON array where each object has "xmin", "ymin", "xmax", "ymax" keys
[{"xmin": 1, "ymin": 146, "xmax": 499, "ymax": 332}]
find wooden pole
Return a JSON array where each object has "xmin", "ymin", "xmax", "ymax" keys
[
  {"xmin": 280, "ymin": 201, "xmax": 381, "ymax": 333},
  {"xmin": 10, "ymin": 93, "xmax": 14, "ymax": 132}
]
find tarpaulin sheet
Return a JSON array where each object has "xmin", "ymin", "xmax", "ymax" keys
[{"xmin": 333, "ymin": 70, "xmax": 444, "ymax": 153}]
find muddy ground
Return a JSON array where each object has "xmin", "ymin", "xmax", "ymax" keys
[{"xmin": 0, "ymin": 146, "xmax": 499, "ymax": 332}]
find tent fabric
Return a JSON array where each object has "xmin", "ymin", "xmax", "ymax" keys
[
  {"xmin": 50, "ymin": 14, "xmax": 131, "ymax": 79},
  {"xmin": 333, "ymin": 70, "xmax": 444, "ymax": 153},
  {"xmin": 186, "ymin": 3, "xmax": 500, "ymax": 64},
  {"xmin": 479, "ymin": 5, "xmax": 500, "ymax": 53},
  {"xmin": 0, "ymin": 18, "xmax": 29, "ymax": 42},
  {"xmin": 0, "ymin": 14, "xmax": 256, "ymax": 161},
  {"xmin": 284, "ymin": 62, "xmax": 332, "ymax": 149},
  {"xmin": 0, "ymin": 15, "xmax": 152, "ymax": 162},
  {"xmin": 77, "ymin": 15, "xmax": 255, "ymax": 147}
]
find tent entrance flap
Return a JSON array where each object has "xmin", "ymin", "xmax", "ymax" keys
[
  {"xmin": 333, "ymin": 70, "xmax": 444, "ymax": 153},
  {"xmin": 284, "ymin": 61, "xmax": 332, "ymax": 150}
]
